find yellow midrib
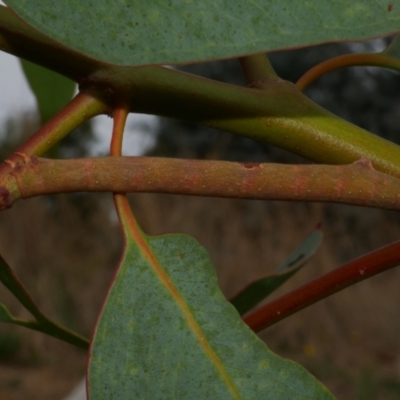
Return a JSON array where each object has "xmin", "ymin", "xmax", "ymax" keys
[{"xmin": 123, "ymin": 202, "xmax": 240, "ymax": 399}]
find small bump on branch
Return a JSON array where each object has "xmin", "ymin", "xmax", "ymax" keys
[{"xmin": 0, "ymin": 155, "xmax": 399, "ymax": 212}]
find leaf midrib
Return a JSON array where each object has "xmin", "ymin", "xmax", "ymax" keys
[{"xmin": 124, "ymin": 213, "xmax": 241, "ymax": 399}]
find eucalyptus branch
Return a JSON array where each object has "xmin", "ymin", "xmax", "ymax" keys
[
  {"xmin": 2, "ymin": 6, "xmax": 400, "ymax": 177},
  {"xmin": 0, "ymin": 92, "xmax": 107, "ymax": 169},
  {"xmin": 239, "ymin": 53, "xmax": 278, "ymax": 83},
  {"xmin": 84, "ymin": 67, "xmax": 400, "ymax": 179},
  {"xmin": 243, "ymin": 239, "xmax": 400, "ymax": 332},
  {"xmin": 296, "ymin": 53, "xmax": 400, "ymax": 91},
  {"xmin": 1, "ymin": 155, "xmax": 400, "ymax": 211}
]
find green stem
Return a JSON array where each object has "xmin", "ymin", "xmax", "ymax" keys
[
  {"xmin": 19, "ymin": 92, "xmax": 107, "ymax": 156},
  {"xmin": 239, "ymin": 53, "xmax": 278, "ymax": 83},
  {"xmin": 2, "ymin": 156, "xmax": 400, "ymax": 211},
  {"xmin": 0, "ymin": 92, "xmax": 107, "ymax": 178},
  {"xmin": 85, "ymin": 66, "xmax": 400, "ymax": 178}
]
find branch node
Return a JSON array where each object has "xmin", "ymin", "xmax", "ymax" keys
[
  {"xmin": 248, "ymin": 77, "xmax": 289, "ymax": 90},
  {"xmin": 3, "ymin": 159, "xmax": 16, "ymax": 169},
  {"xmin": 353, "ymin": 156, "xmax": 374, "ymax": 170},
  {"xmin": 14, "ymin": 152, "xmax": 31, "ymax": 164}
]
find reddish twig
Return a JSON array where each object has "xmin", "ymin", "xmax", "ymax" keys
[
  {"xmin": 0, "ymin": 92, "xmax": 107, "ymax": 175},
  {"xmin": 110, "ymin": 106, "xmax": 136, "ymax": 236},
  {"xmin": 296, "ymin": 53, "xmax": 400, "ymax": 91},
  {"xmin": 110, "ymin": 107, "xmax": 129, "ymax": 157},
  {"xmin": 1, "ymin": 156, "xmax": 400, "ymax": 211},
  {"xmin": 243, "ymin": 239, "xmax": 400, "ymax": 332}
]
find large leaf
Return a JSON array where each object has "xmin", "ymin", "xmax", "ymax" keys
[
  {"xmin": 20, "ymin": 59, "xmax": 76, "ymax": 123},
  {"xmin": 231, "ymin": 227, "xmax": 322, "ymax": 316},
  {"xmin": 5, "ymin": 1, "xmax": 400, "ymax": 66},
  {"xmin": 88, "ymin": 211, "xmax": 334, "ymax": 398}
]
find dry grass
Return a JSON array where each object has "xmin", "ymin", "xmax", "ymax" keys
[
  {"xmin": 0, "ymin": 189, "xmax": 399, "ymax": 398},
  {"xmin": 0, "ymin": 194, "xmax": 121, "ymax": 399}
]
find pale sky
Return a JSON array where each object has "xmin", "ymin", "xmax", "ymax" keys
[{"xmin": 0, "ymin": 51, "xmax": 158, "ymax": 157}]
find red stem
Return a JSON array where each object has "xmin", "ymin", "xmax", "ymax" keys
[
  {"xmin": 0, "ymin": 92, "xmax": 107, "ymax": 178},
  {"xmin": 110, "ymin": 107, "xmax": 128, "ymax": 157},
  {"xmin": 296, "ymin": 53, "xmax": 400, "ymax": 91},
  {"xmin": 2, "ymin": 156, "xmax": 400, "ymax": 211},
  {"xmin": 244, "ymin": 240, "xmax": 400, "ymax": 332}
]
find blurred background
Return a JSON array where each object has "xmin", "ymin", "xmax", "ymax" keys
[{"xmin": 0, "ymin": 38, "xmax": 400, "ymax": 399}]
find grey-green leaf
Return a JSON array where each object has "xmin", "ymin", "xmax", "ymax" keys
[
  {"xmin": 383, "ymin": 35, "xmax": 400, "ymax": 58},
  {"xmin": 88, "ymin": 232, "xmax": 335, "ymax": 399},
  {"xmin": 275, "ymin": 226, "xmax": 323, "ymax": 273},
  {"xmin": 20, "ymin": 59, "xmax": 76, "ymax": 123},
  {"xmin": 5, "ymin": 1, "xmax": 400, "ymax": 66},
  {"xmin": 230, "ymin": 227, "xmax": 323, "ymax": 316},
  {"xmin": 0, "ymin": 253, "xmax": 40, "ymax": 317},
  {"xmin": 0, "ymin": 253, "xmax": 89, "ymax": 348},
  {"xmin": 0, "ymin": 303, "xmax": 14, "ymax": 322}
]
